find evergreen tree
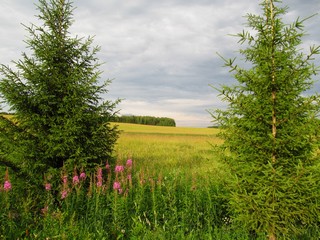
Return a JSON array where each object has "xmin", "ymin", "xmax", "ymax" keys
[
  {"xmin": 0, "ymin": 0, "xmax": 119, "ymax": 183},
  {"xmin": 212, "ymin": 0, "xmax": 320, "ymax": 238}
]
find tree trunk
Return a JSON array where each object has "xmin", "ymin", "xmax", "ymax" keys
[
  {"xmin": 269, "ymin": 232, "xmax": 276, "ymax": 240},
  {"xmin": 268, "ymin": 0, "xmax": 277, "ymax": 165},
  {"xmin": 269, "ymin": 234, "xmax": 276, "ymax": 240}
]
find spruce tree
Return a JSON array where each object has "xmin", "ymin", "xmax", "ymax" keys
[
  {"xmin": 0, "ymin": 0, "xmax": 119, "ymax": 182},
  {"xmin": 213, "ymin": 0, "xmax": 320, "ymax": 238}
]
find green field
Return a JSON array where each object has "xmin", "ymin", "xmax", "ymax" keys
[
  {"xmin": 2, "ymin": 122, "xmax": 319, "ymax": 239},
  {"xmin": 0, "ymin": 122, "xmax": 235, "ymax": 239},
  {"xmin": 113, "ymin": 123, "xmax": 225, "ymax": 177}
]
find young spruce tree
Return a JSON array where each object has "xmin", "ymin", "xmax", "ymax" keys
[
  {"xmin": 213, "ymin": 0, "xmax": 320, "ymax": 239},
  {"xmin": 0, "ymin": 0, "xmax": 119, "ymax": 183}
]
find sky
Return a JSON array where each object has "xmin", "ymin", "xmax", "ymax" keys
[{"xmin": 1, "ymin": 0, "xmax": 320, "ymax": 127}]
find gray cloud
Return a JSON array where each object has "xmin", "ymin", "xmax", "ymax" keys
[{"xmin": 1, "ymin": 0, "xmax": 319, "ymax": 126}]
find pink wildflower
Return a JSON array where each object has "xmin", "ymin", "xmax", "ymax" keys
[
  {"xmin": 41, "ymin": 205, "xmax": 49, "ymax": 214},
  {"xmin": 45, "ymin": 183, "xmax": 51, "ymax": 191},
  {"xmin": 96, "ymin": 167, "xmax": 103, "ymax": 187},
  {"xmin": 61, "ymin": 190, "xmax": 68, "ymax": 199},
  {"xmin": 3, "ymin": 168, "xmax": 11, "ymax": 191},
  {"xmin": 63, "ymin": 175, "xmax": 68, "ymax": 184},
  {"xmin": 115, "ymin": 165, "xmax": 124, "ymax": 173},
  {"xmin": 127, "ymin": 174, "xmax": 132, "ymax": 180},
  {"xmin": 96, "ymin": 181, "xmax": 103, "ymax": 187},
  {"xmin": 113, "ymin": 181, "xmax": 121, "ymax": 190},
  {"xmin": 105, "ymin": 162, "xmax": 110, "ymax": 170},
  {"xmin": 97, "ymin": 167, "xmax": 103, "ymax": 177},
  {"xmin": 80, "ymin": 172, "xmax": 86, "ymax": 180},
  {"xmin": 73, "ymin": 175, "xmax": 79, "ymax": 185},
  {"xmin": 126, "ymin": 159, "xmax": 133, "ymax": 167},
  {"xmin": 4, "ymin": 180, "xmax": 11, "ymax": 191}
]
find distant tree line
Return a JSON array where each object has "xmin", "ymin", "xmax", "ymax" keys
[
  {"xmin": 0, "ymin": 112, "xmax": 14, "ymax": 115},
  {"xmin": 113, "ymin": 115, "xmax": 176, "ymax": 127},
  {"xmin": 0, "ymin": 112, "xmax": 176, "ymax": 127}
]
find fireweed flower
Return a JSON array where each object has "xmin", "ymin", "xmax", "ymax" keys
[
  {"xmin": 73, "ymin": 175, "xmax": 80, "ymax": 185},
  {"xmin": 63, "ymin": 175, "xmax": 68, "ymax": 184},
  {"xmin": 61, "ymin": 190, "xmax": 68, "ymax": 199},
  {"xmin": 96, "ymin": 167, "xmax": 103, "ymax": 187},
  {"xmin": 105, "ymin": 162, "xmax": 110, "ymax": 170},
  {"xmin": 97, "ymin": 167, "xmax": 103, "ymax": 177},
  {"xmin": 115, "ymin": 165, "xmax": 124, "ymax": 173},
  {"xmin": 3, "ymin": 168, "xmax": 11, "ymax": 191},
  {"xmin": 126, "ymin": 159, "xmax": 133, "ymax": 167},
  {"xmin": 41, "ymin": 205, "xmax": 49, "ymax": 214},
  {"xmin": 96, "ymin": 181, "xmax": 103, "ymax": 187},
  {"xmin": 4, "ymin": 180, "xmax": 11, "ymax": 191},
  {"xmin": 113, "ymin": 181, "xmax": 121, "ymax": 190},
  {"xmin": 60, "ymin": 174, "xmax": 69, "ymax": 199},
  {"xmin": 45, "ymin": 183, "xmax": 51, "ymax": 191},
  {"xmin": 80, "ymin": 172, "xmax": 86, "ymax": 180}
]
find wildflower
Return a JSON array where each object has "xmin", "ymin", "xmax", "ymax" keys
[
  {"xmin": 4, "ymin": 180, "xmax": 11, "ymax": 191},
  {"xmin": 3, "ymin": 168, "xmax": 11, "ymax": 191},
  {"xmin": 45, "ymin": 183, "xmax": 51, "ymax": 191},
  {"xmin": 63, "ymin": 175, "xmax": 68, "ymax": 184},
  {"xmin": 97, "ymin": 167, "xmax": 103, "ymax": 177},
  {"xmin": 118, "ymin": 188, "xmax": 123, "ymax": 194},
  {"xmin": 80, "ymin": 172, "xmax": 86, "ymax": 180},
  {"xmin": 61, "ymin": 190, "xmax": 68, "ymax": 199},
  {"xmin": 113, "ymin": 181, "xmax": 121, "ymax": 190},
  {"xmin": 96, "ymin": 167, "xmax": 103, "ymax": 187},
  {"xmin": 127, "ymin": 174, "xmax": 132, "ymax": 180},
  {"xmin": 73, "ymin": 175, "xmax": 79, "ymax": 185},
  {"xmin": 115, "ymin": 165, "xmax": 124, "ymax": 173},
  {"xmin": 105, "ymin": 162, "xmax": 110, "ymax": 170},
  {"xmin": 41, "ymin": 205, "xmax": 49, "ymax": 214},
  {"xmin": 126, "ymin": 159, "xmax": 133, "ymax": 167},
  {"xmin": 96, "ymin": 181, "xmax": 102, "ymax": 187}
]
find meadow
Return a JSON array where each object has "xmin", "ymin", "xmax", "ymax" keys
[
  {"xmin": 1, "ymin": 123, "xmax": 318, "ymax": 239},
  {"xmin": 113, "ymin": 123, "xmax": 224, "ymax": 176}
]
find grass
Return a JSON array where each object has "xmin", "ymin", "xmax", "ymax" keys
[
  {"xmin": 113, "ymin": 123, "xmax": 225, "ymax": 177},
  {"xmin": 1, "ymin": 123, "xmax": 318, "ymax": 239},
  {"xmin": 0, "ymin": 122, "xmax": 234, "ymax": 239}
]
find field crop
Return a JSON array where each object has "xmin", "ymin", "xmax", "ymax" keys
[{"xmin": 113, "ymin": 123, "xmax": 225, "ymax": 177}]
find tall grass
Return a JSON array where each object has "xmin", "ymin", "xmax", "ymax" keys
[
  {"xmin": 1, "ymin": 161, "xmax": 234, "ymax": 239},
  {"xmin": 0, "ymin": 123, "xmax": 319, "ymax": 239}
]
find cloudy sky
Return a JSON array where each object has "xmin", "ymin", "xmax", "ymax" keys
[{"xmin": 1, "ymin": 0, "xmax": 320, "ymax": 127}]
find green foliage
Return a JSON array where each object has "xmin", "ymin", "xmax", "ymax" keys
[
  {"xmin": 1, "ymin": 124, "xmax": 320, "ymax": 239},
  {"xmin": 114, "ymin": 115, "xmax": 176, "ymax": 127},
  {"xmin": 0, "ymin": 0, "xmax": 119, "ymax": 184},
  {"xmin": 212, "ymin": 0, "xmax": 320, "ymax": 238},
  {"xmin": 0, "ymin": 162, "xmax": 232, "ymax": 239},
  {"xmin": 2, "ymin": 164, "xmax": 320, "ymax": 239}
]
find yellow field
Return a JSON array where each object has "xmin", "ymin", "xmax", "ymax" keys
[{"xmin": 113, "ymin": 123, "xmax": 225, "ymax": 177}]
